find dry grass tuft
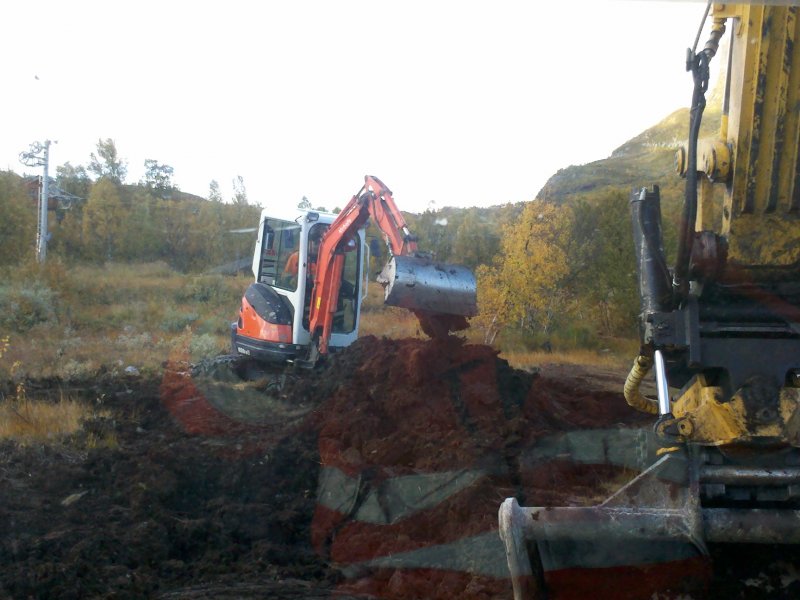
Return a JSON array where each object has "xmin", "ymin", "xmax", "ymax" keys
[
  {"xmin": 0, "ymin": 390, "xmax": 103, "ymax": 444},
  {"xmin": 500, "ymin": 348, "xmax": 628, "ymax": 370},
  {"xmin": 359, "ymin": 307, "xmax": 423, "ymax": 339},
  {"xmin": 86, "ymin": 430, "xmax": 119, "ymax": 450}
]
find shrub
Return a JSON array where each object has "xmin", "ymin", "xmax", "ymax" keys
[
  {"xmin": 116, "ymin": 332, "xmax": 154, "ymax": 351},
  {"xmin": 552, "ymin": 325, "xmax": 599, "ymax": 350},
  {"xmin": 178, "ymin": 275, "xmax": 233, "ymax": 304},
  {"xmin": 161, "ymin": 307, "xmax": 199, "ymax": 332},
  {"xmin": 59, "ymin": 359, "xmax": 98, "ymax": 381},
  {"xmin": 189, "ymin": 333, "xmax": 223, "ymax": 360},
  {"xmin": 0, "ymin": 283, "xmax": 58, "ymax": 332}
]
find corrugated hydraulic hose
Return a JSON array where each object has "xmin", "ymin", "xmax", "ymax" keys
[{"xmin": 623, "ymin": 354, "xmax": 659, "ymax": 414}]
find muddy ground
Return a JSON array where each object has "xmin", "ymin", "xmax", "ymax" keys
[{"xmin": 1, "ymin": 336, "xmax": 799, "ymax": 599}]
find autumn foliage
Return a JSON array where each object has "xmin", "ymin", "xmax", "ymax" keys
[{"xmin": 476, "ymin": 191, "xmax": 641, "ymax": 346}]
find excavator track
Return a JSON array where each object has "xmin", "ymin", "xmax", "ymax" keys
[{"xmin": 189, "ymin": 355, "xmax": 311, "ymax": 425}]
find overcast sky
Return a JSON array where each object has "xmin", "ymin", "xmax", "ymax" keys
[{"xmin": 3, "ymin": 0, "xmax": 713, "ymax": 214}]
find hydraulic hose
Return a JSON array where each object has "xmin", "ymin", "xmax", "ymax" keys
[
  {"xmin": 674, "ymin": 15, "xmax": 725, "ymax": 300},
  {"xmin": 623, "ymin": 354, "xmax": 659, "ymax": 415},
  {"xmin": 673, "ymin": 50, "xmax": 710, "ymax": 298}
]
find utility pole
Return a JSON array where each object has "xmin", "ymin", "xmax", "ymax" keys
[{"xmin": 19, "ymin": 140, "xmax": 53, "ymax": 264}]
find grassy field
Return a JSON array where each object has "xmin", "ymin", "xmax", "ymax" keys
[
  {"xmin": 0, "ymin": 261, "xmax": 246, "ymax": 381},
  {"xmin": 0, "ymin": 261, "xmax": 636, "ymax": 383},
  {"xmin": 0, "ymin": 261, "xmax": 638, "ymax": 444}
]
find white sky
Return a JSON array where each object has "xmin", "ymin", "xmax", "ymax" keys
[{"xmin": 2, "ymin": 0, "xmax": 714, "ymax": 214}]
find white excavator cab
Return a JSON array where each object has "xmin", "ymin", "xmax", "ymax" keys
[{"xmin": 233, "ymin": 206, "xmax": 367, "ymax": 363}]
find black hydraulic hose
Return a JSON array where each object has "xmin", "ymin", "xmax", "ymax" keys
[{"xmin": 674, "ymin": 49, "xmax": 711, "ymax": 300}]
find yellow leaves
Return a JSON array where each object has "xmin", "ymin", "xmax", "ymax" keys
[
  {"xmin": 477, "ymin": 191, "xmax": 642, "ymax": 343},
  {"xmin": 0, "ymin": 173, "xmax": 37, "ymax": 266},
  {"xmin": 82, "ymin": 178, "xmax": 124, "ymax": 261},
  {"xmin": 476, "ymin": 201, "xmax": 573, "ymax": 336}
]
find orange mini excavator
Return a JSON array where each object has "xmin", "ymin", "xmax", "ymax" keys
[{"xmin": 231, "ymin": 175, "xmax": 477, "ymax": 367}]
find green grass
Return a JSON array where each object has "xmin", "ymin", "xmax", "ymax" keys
[
  {"xmin": 0, "ymin": 261, "xmax": 248, "ymax": 380},
  {"xmin": 0, "ymin": 261, "xmax": 639, "ymax": 381}
]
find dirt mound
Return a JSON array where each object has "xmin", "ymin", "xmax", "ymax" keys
[
  {"xmin": 295, "ymin": 336, "xmax": 660, "ymax": 599},
  {"xmin": 3, "ymin": 336, "xmax": 792, "ymax": 599},
  {"xmin": 2, "ymin": 335, "xmax": 649, "ymax": 599}
]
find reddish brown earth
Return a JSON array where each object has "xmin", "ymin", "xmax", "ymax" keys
[{"xmin": 1, "ymin": 336, "xmax": 799, "ymax": 599}]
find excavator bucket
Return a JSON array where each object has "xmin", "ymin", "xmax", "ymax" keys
[
  {"xmin": 377, "ymin": 255, "xmax": 478, "ymax": 318},
  {"xmin": 499, "ymin": 436, "xmax": 800, "ymax": 599},
  {"xmin": 499, "ymin": 448, "xmax": 706, "ymax": 599}
]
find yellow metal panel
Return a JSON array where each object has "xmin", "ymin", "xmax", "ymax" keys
[
  {"xmin": 728, "ymin": 213, "xmax": 800, "ymax": 266},
  {"xmin": 672, "ymin": 375, "xmax": 800, "ymax": 446},
  {"xmin": 714, "ymin": 5, "xmax": 800, "ymax": 270}
]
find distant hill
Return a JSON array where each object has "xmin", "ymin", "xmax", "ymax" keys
[
  {"xmin": 396, "ymin": 93, "xmax": 724, "ymax": 268},
  {"xmin": 143, "ymin": 187, "xmax": 207, "ymax": 203},
  {"xmin": 536, "ymin": 76, "xmax": 724, "ymax": 208}
]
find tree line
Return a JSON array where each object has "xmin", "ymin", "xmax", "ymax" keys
[
  {"xmin": 1, "ymin": 139, "xmax": 259, "ymax": 272},
  {"xmin": 1, "ymin": 137, "xmax": 673, "ymax": 346},
  {"xmin": 377, "ymin": 191, "xmax": 651, "ymax": 344}
]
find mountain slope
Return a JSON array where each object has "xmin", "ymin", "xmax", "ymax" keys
[{"xmin": 537, "ymin": 92, "xmax": 722, "ymax": 206}]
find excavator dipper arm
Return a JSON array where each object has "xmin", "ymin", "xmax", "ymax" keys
[
  {"xmin": 308, "ymin": 176, "xmax": 411, "ymax": 354},
  {"xmin": 308, "ymin": 175, "xmax": 476, "ymax": 356}
]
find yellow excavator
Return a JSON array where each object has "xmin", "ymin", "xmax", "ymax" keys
[{"xmin": 500, "ymin": 4, "xmax": 800, "ymax": 598}]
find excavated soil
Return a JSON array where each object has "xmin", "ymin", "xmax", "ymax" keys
[{"xmin": 1, "ymin": 336, "xmax": 799, "ymax": 599}]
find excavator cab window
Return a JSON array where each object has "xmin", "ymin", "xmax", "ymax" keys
[
  {"xmin": 302, "ymin": 226, "xmax": 359, "ymax": 335},
  {"xmin": 257, "ymin": 222, "xmax": 277, "ymax": 285},
  {"xmin": 261, "ymin": 217, "xmax": 301, "ymax": 292},
  {"xmin": 307, "ymin": 224, "xmax": 326, "ymax": 278},
  {"xmin": 334, "ymin": 240, "xmax": 359, "ymax": 334}
]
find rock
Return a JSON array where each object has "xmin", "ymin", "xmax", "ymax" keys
[{"xmin": 60, "ymin": 491, "xmax": 88, "ymax": 507}]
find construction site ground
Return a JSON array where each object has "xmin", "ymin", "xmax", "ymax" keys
[{"xmin": 2, "ymin": 335, "xmax": 799, "ymax": 599}]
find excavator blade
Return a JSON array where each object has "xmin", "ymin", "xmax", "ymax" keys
[
  {"xmin": 377, "ymin": 255, "xmax": 478, "ymax": 318},
  {"xmin": 499, "ymin": 451, "xmax": 707, "ymax": 599}
]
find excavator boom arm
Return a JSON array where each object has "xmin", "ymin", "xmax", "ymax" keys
[{"xmin": 307, "ymin": 175, "xmax": 430, "ymax": 355}]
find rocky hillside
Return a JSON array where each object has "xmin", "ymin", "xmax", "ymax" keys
[{"xmin": 536, "ymin": 77, "xmax": 724, "ymax": 208}]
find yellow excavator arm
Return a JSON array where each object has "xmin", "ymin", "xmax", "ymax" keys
[{"xmin": 681, "ymin": 4, "xmax": 800, "ymax": 271}]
